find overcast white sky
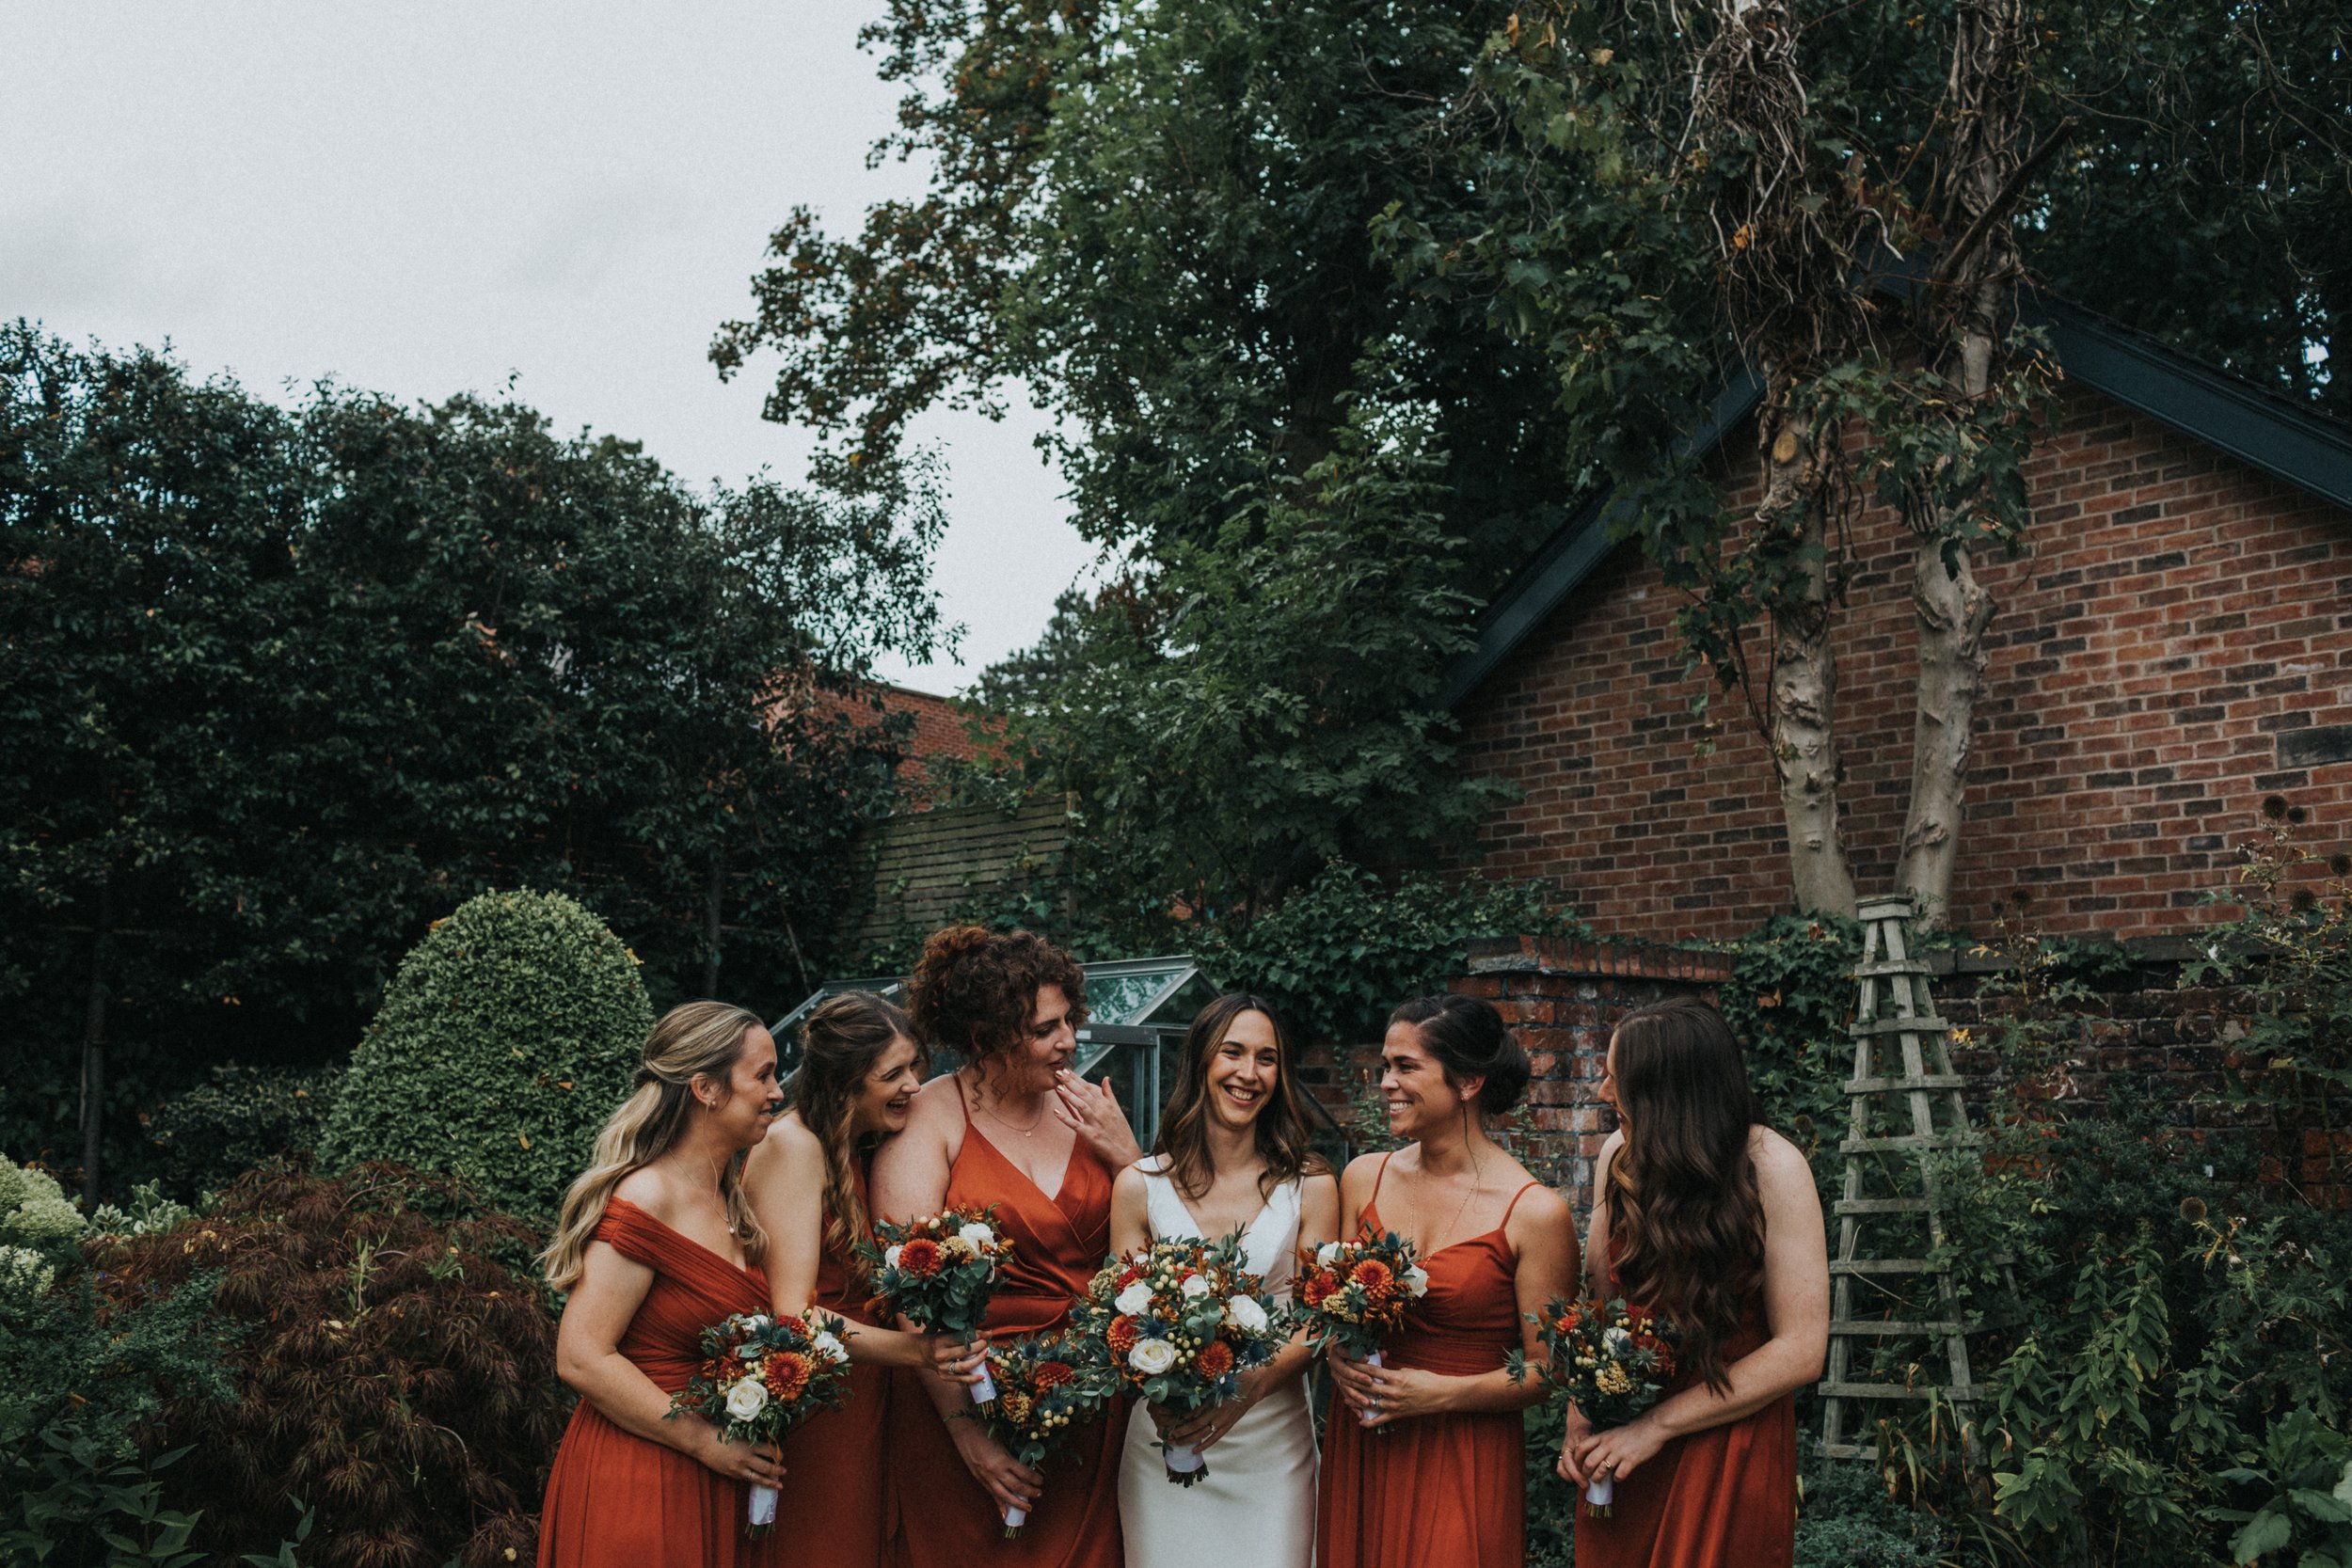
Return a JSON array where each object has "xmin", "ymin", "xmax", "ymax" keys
[{"xmin": 0, "ymin": 1, "xmax": 1092, "ymax": 692}]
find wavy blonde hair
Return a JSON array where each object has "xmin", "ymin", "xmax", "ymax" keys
[{"xmin": 541, "ymin": 1000, "xmax": 770, "ymax": 1292}]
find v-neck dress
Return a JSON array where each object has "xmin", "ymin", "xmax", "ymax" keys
[
  {"xmin": 537, "ymin": 1196, "xmax": 773, "ymax": 1568},
  {"xmin": 1314, "ymin": 1158, "xmax": 1539, "ymax": 1568},
  {"xmin": 1117, "ymin": 1160, "xmax": 1315, "ymax": 1568},
  {"xmin": 884, "ymin": 1081, "xmax": 1122, "ymax": 1568}
]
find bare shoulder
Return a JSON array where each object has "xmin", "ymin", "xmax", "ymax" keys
[
  {"xmin": 1748, "ymin": 1125, "xmax": 1813, "ymax": 1187},
  {"xmin": 1593, "ymin": 1128, "xmax": 1626, "ymax": 1182},
  {"xmin": 1111, "ymin": 1163, "xmax": 1150, "ymax": 1200},
  {"xmin": 1508, "ymin": 1179, "xmax": 1572, "ymax": 1227},
  {"xmin": 1339, "ymin": 1149, "xmax": 1389, "ymax": 1195},
  {"xmin": 900, "ymin": 1073, "xmax": 965, "ymax": 1137},
  {"xmin": 611, "ymin": 1163, "xmax": 676, "ymax": 1222},
  {"xmin": 1299, "ymin": 1168, "xmax": 1340, "ymax": 1204}
]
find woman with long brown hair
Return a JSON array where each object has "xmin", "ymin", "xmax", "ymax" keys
[
  {"xmin": 1317, "ymin": 993, "xmax": 1580, "ymax": 1568},
  {"xmin": 536, "ymin": 1001, "xmax": 786, "ymax": 1568},
  {"xmin": 1110, "ymin": 994, "xmax": 1339, "ymax": 1568},
  {"xmin": 871, "ymin": 926, "xmax": 1140, "ymax": 1567},
  {"xmin": 740, "ymin": 992, "xmax": 988, "ymax": 1568},
  {"xmin": 1561, "ymin": 998, "xmax": 1828, "ymax": 1568}
]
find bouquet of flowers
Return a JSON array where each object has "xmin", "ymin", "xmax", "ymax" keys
[
  {"xmin": 971, "ymin": 1331, "xmax": 1120, "ymax": 1536},
  {"xmin": 1072, "ymin": 1232, "xmax": 1288, "ymax": 1485},
  {"xmin": 1294, "ymin": 1232, "xmax": 1427, "ymax": 1428},
  {"xmin": 666, "ymin": 1310, "xmax": 853, "ymax": 1535},
  {"xmin": 1515, "ymin": 1297, "xmax": 1677, "ymax": 1514},
  {"xmin": 858, "ymin": 1206, "xmax": 1016, "ymax": 1402}
]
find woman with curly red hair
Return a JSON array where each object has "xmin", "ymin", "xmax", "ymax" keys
[{"xmin": 872, "ymin": 926, "xmax": 1140, "ymax": 1567}]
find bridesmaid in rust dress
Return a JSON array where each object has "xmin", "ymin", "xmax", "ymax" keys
[
  {"xmin": 873, "ymin": 927, "xmax": 1141, "ymax": 1568},
  {"xmin": 1563, "ymin": 999, "xmax": 1829, "ymax": 1568},
  {"xmin": 537, "ymin": 1002, "xmax": 788, "ymax": 1568},
  {"xmin": 742, "ymin": 992, "xmax": 990, "ymax": 1568},
  {"xmin": 1318, "ymin": 994, "xmax": 1580, "ymax": 1568}
]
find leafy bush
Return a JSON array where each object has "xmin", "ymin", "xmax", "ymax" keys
[
  {"xmin": 1199, "ymin": 862, "xmax": 1587, "ymax": 1045},
  {"xmin": 317, "ymin": 889, "xmax": 652, "ymax": 1221},
  {"xmin": 1712, "ymin": 912, "xmax": 1863, "ymax": 1169},
  {"xmin": 99, "ymin": 1163, "xmax": 564, "ymax": 1568},
  {"xmin": 1795, "ymin": 1442, "xmax": 1949, "ymax": 1568},
  {"xmin": 0, "ymin": 1156, "xmax": 90, "ymax": 1267},
  {"xmin": 146, "ymin": 1063, "xmax": 342, "ymax": 1199}
]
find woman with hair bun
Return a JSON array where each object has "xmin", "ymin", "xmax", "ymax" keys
[
  {"xmin": 1316, "ymin": 992, "xmax": 1580, "ymax": 1568},
  {"xmin": 535, "ymin": 1001, "xmax": 787, "ymax": 1568},
  {"xmin": 1562, "ymin": 998, "xmax": 1827, "ymax": 1568},
  {"xmin": 872, "ymin": 926, "xmax": 1141, "ymax": 1568},
  {"xmin": 740, "ymin": 992, "xmax": 989, "ymax": 1568}
]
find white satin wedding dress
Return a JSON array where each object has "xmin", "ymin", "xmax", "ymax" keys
[{"xmin": 1117, "ymin": 1159, "xmax": 1317, "ymax": 1568}]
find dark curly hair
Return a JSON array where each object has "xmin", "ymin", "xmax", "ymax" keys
[{"xmin": 908, "ymin": 926, "xmax": 1089, "ymax": 1065}]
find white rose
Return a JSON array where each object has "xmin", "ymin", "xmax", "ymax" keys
[
  {"xmin": 812, "ymin": 1331, "xmax": 849, "ymax": 1365},
  {"xmin": 884, "ymin": 1243, "xmax": 904, "ymax": 1270},
  {"xmin": 1129, "ymin": 1338, "xmax": 1179, "ymax": 1376},
  {"xmin": 1405, "ymin": 1265, "xmax": 1431, "ymax": 1298},
  {"xmin": 1224, "ymin": 1295, "xmax": 1269, "ymax": 1335},
  {"xmin": 1603, "ymin": 1326, "xmax": 1632, "ymax": 1356},
  {"xmin": 1115, "ymin": 1281, "xmax": 1155, "ymax": 1317},
  {"xmin": 1179, "ymin": 1274, "xmax": 1211, "ymax": 1299},
  {"xmin": 745, "ymin": 1313, "xmax": 771, "ymax": 1330},
  {"xmin": 723, "ymin": 1376, "xmax": 770, "ymax": 1420},
  {"xmin": 1316, "ymin": 1242, "xmax": 1343, "ymax": 1265},
  {"xmin": 958, "ymin": 1222, "xmax": 995, "ymax": 1250}
]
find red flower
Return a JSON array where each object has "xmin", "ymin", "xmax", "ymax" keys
[
  {"xmin": 1196, "ymin": 1340, "xmax": 1234, "ymax": 1377},
  {"xmin": 1035, "ymin": 1360, "xmax": 1074, "ymax": 1391},
  {"xmin": 898, "ymin": 1238, "xmax": 943, "ymax": 1277},
  {"xmin": 1349, "ymin": 1258, "xmax": 1395, "ymax": 1301},
  {"xmin": 1107, "ymin": 1315, "xmax": 1143, "ymax": 1356},
  {"xmin": 763, "ymin": 1351, "xmax": 812, "ymax": 1402},
  {"xmin": 1300, "ymin": 1273, "xmax": 1335, "ymax": 1309}
]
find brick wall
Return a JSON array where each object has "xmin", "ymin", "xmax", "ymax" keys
[{"xmin": 1455, "ymin": 383, "xmax": 2352, "ymax": 941}]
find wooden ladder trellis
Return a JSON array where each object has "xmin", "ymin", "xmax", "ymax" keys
[{"xmin": 1820, "ymin": 895, "xmax": 2006, "ymax": 1461}]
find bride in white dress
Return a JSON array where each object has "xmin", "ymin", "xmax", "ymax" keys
[{"xmin": 1111, "ymin": 995, "xmax": 1340, "ymax": 1568}]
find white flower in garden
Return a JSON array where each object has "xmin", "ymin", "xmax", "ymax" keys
[
  {"xmin": 1116, "ymin": 1281, "xmax": 1155, "ymax": 1316},
  {"xmin": 1179, "ymin": 1274, "xmax": 1211, "ymax": 1299},
  {"xmin": 1224, "ymin": 1295, "xmax": 1269, "ymax": 1335},
  {"xmin": 958, "ymin": 1222, "xmax": 995, "ymax": 1250},
  {"xmin": 724, "ymin": 1376, "xmax": 770, "ymax": 1420},
  {"xmin": 813, "ymin": 1331, "xmax": 849, "ymax": 1365},
  {"xmin": 1129, "ymin": 1338, "xmax": 1179, "ymax": 1376},
  {"xmin": 1405, "ymin": 1265, "xmax": 1431, "ymax": 1298},
  {"xmin": 1316, "ymin": 1242, "xmax": 1343, "ymax": 1265},
  {"xmin": 884, "ymin": 1244, "xmax": 904, "ymax": 1270}
]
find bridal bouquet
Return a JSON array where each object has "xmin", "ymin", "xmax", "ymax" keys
[
  {"xmin": 972, "ymin": 1331, "xmax": 1120, "ymax": 1536},
  {"xmin": 1294, "ymin": 1232, "xmax": 1427, "ymax": 1428},
  {"xmin": 858, "ymin": 1206, "xmax": 1015, "ymax": 1402},
  {"xmin": 667, "ymin": 1309, "xmax": 853, "ymax": 1535},
  {"xmin": 1073, "ymin": 1233, "xmax": 1287, "ymax": 1485},
  {"xmin": 1514, "ymin": 1297, "xmax": 1677, "ymax": 1515}
]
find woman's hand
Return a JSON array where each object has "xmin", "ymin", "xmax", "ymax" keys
[
  {"xmin": 928, "ymin": 1330, "xmax": 990, "ymax": 1384},
  {"xmin": 1346, "ymin": 1361, "xmax": 1450, "ymax": 1430},
  {"xmin": 951, "ymin": 1422, "xmax": 1042, "ymax": 1517},
  {"xmin": 1051, "ymin": 1071, "xmax": 1142, "ymax": 1168},
  {"xmin": 1163, "ymin": 1388, "xmax": 1252, "ymax": 1453},
  {"xmin": 689, "ymin": 1424, "xmax": 786, "ymax": 1488},
  {"xmin": 1576, "ymin": 1412, "xmax": 1670, "ymax": 1485},
  {"xmin": 1555, "ymin": 1403, "xmax": 1596, "ymax": 1485}
]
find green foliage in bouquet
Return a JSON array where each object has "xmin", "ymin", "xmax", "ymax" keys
[
  {"xmin": 318, "ymin": 889, "xmax": 652, "ymax": 1221},
  {"xmin": 857, "ymin": 1207, "xmax": 1016, "ymax": 1343},
  {"xmin": 95, "ymin": 1163, "xmax": 565, "ymax": 1568}
]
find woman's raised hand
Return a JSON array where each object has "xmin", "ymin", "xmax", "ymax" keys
[{"xmin": 1052, "ymin": 1070, "xmax": 1142, "ymax": 1168}]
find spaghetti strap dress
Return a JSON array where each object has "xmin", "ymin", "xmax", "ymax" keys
[
  {"xmin": 537, "ymin": 1196, "xmax": 774, "ymax": 1568},
  {"xmin": 772, "ymin": 1158, "xmax": 891, "ymax": 1568},
  {"xmin": 1571, "ymin": 1281, "xmax": 1797, "ymax": 1568},
  {"xmin": 883, "ymin": 1080, "xmax": 1122, "ymax": 1568},
  {"xmin": 1315, "ymin": 1159, "xmax": 1539, "ymax": 1568}
]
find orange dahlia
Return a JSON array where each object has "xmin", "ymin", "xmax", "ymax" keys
[
  {"xmin": 763, "ymin": 1351, "xmax": 812, "ymax": 1402},
  {"xmin": 1300, "ymin": 1273, "xmax": 1335, "ymax": 1309},
  {"xmin": 1035, "ymin": 1360, "xmax": 1074, "ymax": 1390},
  {"xmin": 1107, "ymin": 1315, "xmax": 1143, "ymax": 1356},
  {"xmin": 1350, "ymin": 1258, "xmax": 1395, "ymax": 1300},
  {"xmin": 1196, "ymin": 1340, "xmax": 1234, "ymax": 1377},
  {"xmin": 898, "ymin": 1238, "xmax": 943, "ymax": 1276}
]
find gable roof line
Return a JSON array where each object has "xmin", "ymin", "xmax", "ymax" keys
[{"xmin": 1438, "ymin": 295, "xmax": 2352, "ymax": 711}]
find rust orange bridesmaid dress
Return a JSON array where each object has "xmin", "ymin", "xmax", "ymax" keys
[
  {"xmin": 1316, "ymin": 1160, "xmax": 1542, "ymax": 1568},
  {"xmin": 1571, "ymin": 1288, "xmax": 1797, "ymax": 1568},
  {"xmin": 537, "ymin": 1196, "xmax": 774, "ymax": 1568},
  {"xmin": 770, "ymin": 1160, "xmax": 890, "ymax": 1568},
  {"xmin": 884, "ymin": 1080, "xmax": 1122, "ymax": 1568}
]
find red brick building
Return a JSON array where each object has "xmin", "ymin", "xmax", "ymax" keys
[{"xmin": 1446, "ymin": 297, "xmax": 2352, "ymax": 941}]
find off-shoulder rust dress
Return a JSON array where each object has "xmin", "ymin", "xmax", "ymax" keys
[
  {"xmin": 1315, "ymin": 1160, "xmax": 1541, "ymax": 1568},
  {"xmin": 773, "ymin": 1160, "xmax": 891, "ymax": 1568},
  {"xmin": 537, "ymin": 1196, "xmax": 773, "ymax": 1568},
  {"xmin": 884, "ymin": 1080, "xmax": 1122, "ymax": 1568}
]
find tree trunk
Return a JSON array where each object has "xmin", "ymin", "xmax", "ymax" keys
[
  {"xmin": 1899, "ymin": 540, "xmax": 1995, "ymax": 919},
  {"xmin": 1761, "ymin": 415, "xmax": 1858, "ymax": 917},
  {"xmin": 80, "ymin": 874, "xmax": 113, "ymax": 1209}
]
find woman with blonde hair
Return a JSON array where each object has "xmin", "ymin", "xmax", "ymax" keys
[
  {"xmin": 741, "ymin": 991, "xmax": 988, "ymax": 1568},
  {"xmin": 535, "ymin": 1001, "xmax": 787, "ymax": 1568}
]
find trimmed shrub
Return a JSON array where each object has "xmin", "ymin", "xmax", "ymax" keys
[
  {"xmin": 99, "ymin": 1163, "xmax": 565, "ymax": 1568},
  {"xmin": 318, "ymin": 889, "xmax": 653, "ymax": 1220},
  {"xmin": 147, "ymin": 1062, "xmax": 343, "ymax": 1198}
]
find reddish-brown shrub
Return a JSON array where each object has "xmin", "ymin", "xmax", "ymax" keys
[{"xmin": 98, "ymin": 1163, "xmax": 566, "ymax": 1568}]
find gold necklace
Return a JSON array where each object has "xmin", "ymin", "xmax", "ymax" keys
[
  {"xmin": 975, "ymin": 1072, "xmax": 1048, "ymax": 1138},
  {"xmin": 1413, "ymin": 1149, "xmax": 1484, "ymax": 1255}
]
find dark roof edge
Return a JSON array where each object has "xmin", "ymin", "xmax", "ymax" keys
[{"xmin": 1441, "ymin": 297, "xmax": 2352, "ymax": 712}]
